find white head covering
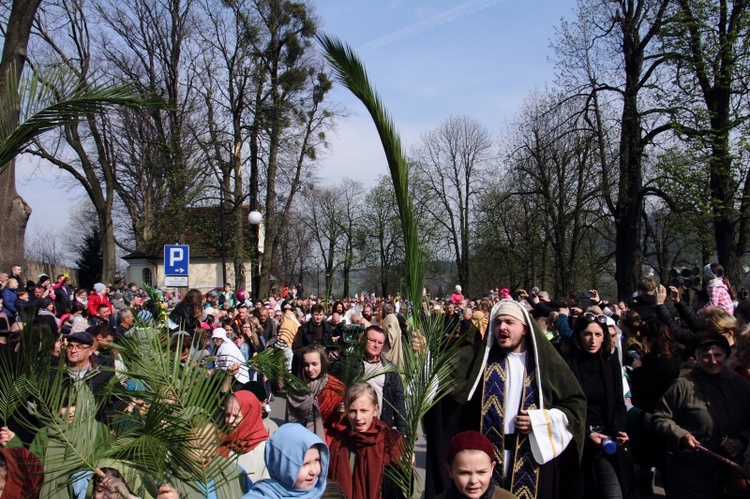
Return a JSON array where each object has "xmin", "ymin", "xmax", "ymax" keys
[
  {"xmin": 493, "ymin": 300, "xmax": 528, "ymax": 326},
  {"xmin": 211, "ymin": 327, "xmax": 229, "ymax": 341}
]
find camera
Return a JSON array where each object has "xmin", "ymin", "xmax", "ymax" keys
[{"xmin": 341, "ymin": 323, "xmax": 364, "ymax": 345}]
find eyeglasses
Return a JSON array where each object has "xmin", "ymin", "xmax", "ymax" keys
[
  {"xmin": 365, "ymin": 337, "xmax": 384, "ymax": 345},
  {"xmin": 583, "ymin": 312, "xmax": 607, "ymax": 325},
  {"xmin": 67, "ymin": 344, "xmax": 90, "ymax": 351}
]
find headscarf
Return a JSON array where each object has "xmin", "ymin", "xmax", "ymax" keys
[
  {"xmin": 493, "ymin": 299, "xmax": 528, "ymax": 326},
  {"xmin": 219, "ymin": 390, "xmax": 269, "ymax": 457},
  {"xmin": 245, "ymin": 423, "xmax": 329, "ymax": 498},
  {"xmin": 0, "ymin": 447, "xmax": 44, "ymax": 498},
  {"xmin": 215, "ymin": 336, "xmax": 250, "ymax": 384},
  {"xmin": 328, "ymin": 417, "xmax": 403, "ymax": 499}
]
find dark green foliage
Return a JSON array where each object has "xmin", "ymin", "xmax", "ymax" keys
[{"xmin": 75, "ymin": 225, "xmax": 103, "ymax": 290}]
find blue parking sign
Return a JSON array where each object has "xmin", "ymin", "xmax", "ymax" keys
[{"xmin": 164, "ymin": 245, "xmax": 190, "ymax": 276}]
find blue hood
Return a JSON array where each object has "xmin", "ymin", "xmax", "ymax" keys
[{"xmin": 244, "ymin": 423, "xmax": 329, "ymax": 498}]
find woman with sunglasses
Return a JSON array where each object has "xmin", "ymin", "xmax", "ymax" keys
[{"xmin": 560, "ymin": 312, "xmax": 635, "ymax": 499}]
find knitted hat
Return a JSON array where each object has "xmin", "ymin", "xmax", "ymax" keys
[
  {"xmin": 446, "ymin": 431, "xmax": 496, "ymax": 464},
  {"xmin": 494, "ymin": 300, "xmax": 528, "ymax": 326},
  {"xmin": 93, "ymin": 283, "xmax": 106, "ymax": 293}
]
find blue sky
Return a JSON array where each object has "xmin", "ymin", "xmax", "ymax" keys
[
  {"xmin": 313, "ymin": 0, "xmax": 577, "ymax": 183},
  {"xmin": 18, "ymin": 0, "xmax": 577, "ymax": 236}
]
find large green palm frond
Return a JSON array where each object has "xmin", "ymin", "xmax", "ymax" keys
[
  {"xmin": 318, "ymin": 34, "xmax": 425, "ymax": 315},
  {"xmin": 112, "ymin": 327, "xmax": 300, "ymax": 484},
  {"xmin": 319, "ymin": 34, "xmax": 464, "ymax": 498},
  {"xmin": 0, "ymin": 65, "xmax": 164, "ymax": 168},
  {"xmin": 0, "ymin": 318, "xmax": 66, "ymax": 427},
  {"xmin": 92, "ymin": 329, "xmax": 233, "ymax": 488}
]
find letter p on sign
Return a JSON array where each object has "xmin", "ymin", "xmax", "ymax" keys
[
  {"xmin": 169, "ymin": 247, "xmax": 184, "ymax": 266},
  {"xmin": 164, "ymin": 244, "xmax": 189, "ymax": 276}
]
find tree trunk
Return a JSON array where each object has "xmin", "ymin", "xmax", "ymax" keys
[
  {"xmin": 614, "ymin": 9, "xmax": 647, "ymax": 301},
  {"xmin": 99, "ymin": 207, "xmax": 117, "ymax": 286},
  {"xmin": 0, "ymin": 0, "xmax": 43, "ymax": 272},
  {"xmin": 0, "ymin": 159, "xmax": 32, "ymax": 272}
]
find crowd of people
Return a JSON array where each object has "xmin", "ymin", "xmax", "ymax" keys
[{"xmin": 1, "ymin": 263, "xmax": 750, "ymax": 498}]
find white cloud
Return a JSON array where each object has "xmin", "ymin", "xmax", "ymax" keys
[{"xmin": 358, "ymin": 0, "xmax": 508, "ymax": 53}]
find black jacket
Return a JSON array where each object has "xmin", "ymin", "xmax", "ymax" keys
[
  {"xmin": 294, "ymin": 319, "xmax": 335, "ymax": 349},
  {"xmin": 629, "ymin": 294, "xmax": 657, "ymax": 322},
  {"xmin": 168, "ymin": 302, "xmax": 200, "ymax": 334}
]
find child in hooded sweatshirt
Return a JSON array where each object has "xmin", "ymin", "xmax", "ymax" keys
[
  {"xmin": 703, "ymin": 263, "xmax": 735, "ymax": 315},
  {"xmin": 243, "ymin": 423, "xmax": 339, "ymax": 498}
]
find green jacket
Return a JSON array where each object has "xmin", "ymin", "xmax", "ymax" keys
[
  {"xmin": 652, "ymin": 366, "xmax": 750, "ymax": 453},
  {"xmin": 447, "ymin": 303, "xmax": 587, "ymax": 462}
]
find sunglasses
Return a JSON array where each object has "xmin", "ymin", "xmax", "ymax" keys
[{"xmin": 583, "ymin": 312, "xmax": 607, "ymax": 325}]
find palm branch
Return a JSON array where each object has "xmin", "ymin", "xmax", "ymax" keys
[
  {"xmin": 0, "ymin": 65, "xmax": 164, "ymax": 169},
  {"xmin": 318, "ymin": 34, "xmax": 425, "ymax": 315},
  {"xmin": 319, "ymin": 34, "xmax": 464, "ymax": 497},
  {"xmin": 0, "ymin": 348, "xmax": 24, "ymax": 427},
  {"xmin": 0, "ymin": 317, "xmax": 60, "ymax": 426},
  {"xmin": 142, "ymin": 283, "xmax": 168, "ymax": 325},
  {"xmin": 19, "ymin": 361, "xmax": 116, "ymax": 497}
]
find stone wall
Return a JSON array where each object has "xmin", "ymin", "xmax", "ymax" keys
[{"xmin": 20, "ymin": 260, "xmax": 79, "ymax": 287}]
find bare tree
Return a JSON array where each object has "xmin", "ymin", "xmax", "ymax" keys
[
  {"xmin": 272, "ymin": 204, "xmax": 315, "ymax": 290},
  {"xmin": 411, "ymin": 115, "xmax": 494, "ymax": 296},
  {"xmin": 26, "ymin": 1, "xmax": 122, "ymax": 284},
  {"xmin": 336, "ymin": 178, "xmax": 364, "ymax": 297},
  {"xmin": 499, "ymin": 91, "xmax": 607, "ymax": 295},
  {"xmin": 191, "ymin": 0, "xmax": 260, "ymax": 290},
  {"xmin": 359, "ymin": 175, "xmax": 405, "ymax": 297},
  {"xmin": 302, "ymin": 184, "xmax": 344, "ymax": 296},
  {"xmin": 95, "ymin": 0, "xmax": 205, "ymax": 254},
  {"xmin": 25, "ymin": 223, "xmax": 70, "ymax": 267},
  {"xmin": 554, "ymin": 0, "xmax": 674, "ymax": 299}
]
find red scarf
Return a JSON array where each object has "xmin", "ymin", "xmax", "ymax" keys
[
  {"xmin": 0, "ymin": 448, "xmax": 44, "ymax": 498},
  {"xmin": 318, "ymin": 375, "xmax": 345, "ymax": 445},
  {"xmin": 218, "ymin": 390, "xmax": 268, "ymax": 457},
  {"xmin": 328, "ymin": 417, "xmax": 403, "ymax": 499}
]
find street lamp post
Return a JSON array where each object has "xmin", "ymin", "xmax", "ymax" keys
[{"xmin": 248, "ymin": 210, "xmax": 262, "ymax": 301}]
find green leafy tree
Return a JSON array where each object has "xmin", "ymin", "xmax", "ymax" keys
[
  {"xmin": 662, "ymin": 0, "xmax": 750, "ymax": 282},
  {"xmin": 75, "ymin": 225, "xmax": 103, "ymax": 290}
]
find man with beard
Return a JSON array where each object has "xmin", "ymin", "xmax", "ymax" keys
[
  {"xmin": 362, "ymin": 305, "xmax": 374, "ymax": 325},
  {"xmin": 442, "ymin": 302, "xmax": 461, "ymax": 338},
  {"xmin": 424, "ymin": 300, "xmax": 586, "ymax": 499}
]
